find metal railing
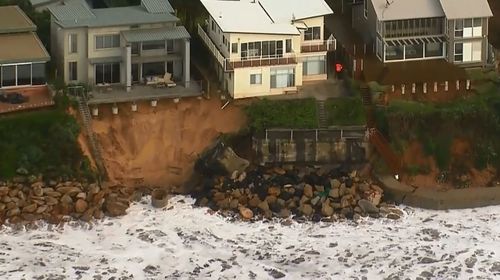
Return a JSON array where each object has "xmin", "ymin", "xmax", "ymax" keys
[
  {"xmin": 224, "ymin": 53, "xmax": 297, "ymax": 71},
  {"xmin": 301, "ymin": 34, "xmax": 337, "ymax": 53},
  {"xmin": 197, "ymin": 24, "xmax": 225, "ymax": 67}
]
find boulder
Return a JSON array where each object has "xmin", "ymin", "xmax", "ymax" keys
[
  {"xmin": 303, "ymin": 184, "xmax": 313, "ymax": 198},
  {"xmin": 0, "ymin": 203, "xmax": 5, "ymax": 211},
  {"xmin": 273, "ymin": 167, "xmax": 286, "ymax": 175},
  {"xmin": 340, "ymin": 207, "xmax": 354, "ymax": 219},
  {"xmin": 229, "ymin": 199, "xmax": 239, "ymax": 209},
  {"xmin": 56, "ymin": 186, "xmax": 81, "ymax": 196},
  {"xmin": 315, "ymin": 185, "xmax": 325, "ymax": 193},
  {"xmin": 268, "ymin": 186, "xmax": 281, "ymax": 197},
  {"xmin": 60, "ymin": 194, "xmax": 73, "ymax": 205},
  {"xmin": 36, "ymin": 205, "xmax": 49, "ymax": 214},
  {"xmin": 45, "ymin": 196, "xmax": 59, "ymax": 206},
  {"xmin": 330, "ymin": 179, "xmax": 341, "ymax": 189},
  {"xmin": 329, "ymin": 188, "xmax": 340, "ymax": 199},
  {"xmin": 248, "ymin": 196, "xmax": 261, "ymax": 208},
  {"xmin": 45, "ymin": 191, "xmax": 62, "ymax": 198},
  {"xmin": 239, "ymin": 207, "xmax": 253, "ymax": 219},
  {"xmin": 104, "ymin": 200, "xmax": 129, "ymax": 217},
  {"xmin": 300, "ymin": 204, "xmax": 313, "ymax": 216},
  {"xmin": 258, "ymin": 201, "xmax": 270, "ymax": 212},
  {"xmin": 151, "ymin": 189, "xmax": 170, "ymax": 208},
  {"xmin": 22, "ymin": 203, "xmax": 38, "ymax": 213},
  {"xmin": 278, "ymin": 208, "xmax": 291, "ymax": 218},
  {"xmin": 32, "ymin": 185, "xmax": 44, "ymax": 197},
  {"xmin": 358, "ymin": 199, "xmax": 379, "ymax": 214},
  {"xmin": 6, "ymin": 207, "xmax": 21, "ymax": 217},
  {"xmin": 75, "ymin": 199, "xmax": 88, "ymax": 213},
  {"xmin": 310, "ymin": 196, "xmax": 320, "ymax": 206},
  {"xmin": 321, "ymin": 201, "xmax": 334, "ymax": 217},
  {"xmin": 0, "ymin": 186, "xmax": 9, "ymax": 196},
  {"xmin": 217, "ymin": 146, "xmax": 249, "ymax": 174},
  {"xmin": 76, "ymin": 192, "xmax": 87, "ymax": 200}
]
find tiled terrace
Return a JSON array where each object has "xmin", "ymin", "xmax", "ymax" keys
[
  {"xmin": 86, "ymin": 81, "xmax": 202, "ymax": 105},
  {"xmin": 0, "ymin": 85, "xmax": 54, "ymax": 114}
]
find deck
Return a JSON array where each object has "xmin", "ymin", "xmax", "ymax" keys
[
  {"xmin": 86, "ymin": 81, "xmax": 202, "ymax": 105},
  {"xmin": 0, "ymin": 85, "xmax": 54, "ymax": 114}
]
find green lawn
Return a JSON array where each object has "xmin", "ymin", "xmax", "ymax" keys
[
  {"xmin": 245, "ymin": 98, "xmax": 318, "ymax": 131},
  {"xmin": 326, "ymin": 97, "xmax": 366, "ymax": 126},
  {"xmin": 0, "ymin": 96, "xmax": 93, "ymax": 180}
]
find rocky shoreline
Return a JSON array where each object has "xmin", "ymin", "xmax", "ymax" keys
[
  {"xmin": 193, "ymin": 165, "xmax": 404, "ymax": 222},
  {"xmin": 0, "ymin": 174, "xmax": 134, "ymax": 226}
]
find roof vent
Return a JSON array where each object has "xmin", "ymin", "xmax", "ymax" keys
[{"xmin": 219, "ymin": 12, "xmax": 222, "ymax": 19}]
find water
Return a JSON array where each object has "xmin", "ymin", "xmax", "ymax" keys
[{"xmin": 1, "ymin": 196, "xmax": 499, "ymax": 279}]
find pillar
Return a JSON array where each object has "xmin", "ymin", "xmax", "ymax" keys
[
  {"xmin": 125, "ymin": 45, "xmax": 132, "ymax": 92},
  {"xmin": 433, "ymin": 82, "xmax": 438, "ymax": 92},
  {"xmin": 423, "ymin": 82, "xmax": 427, "ymax": 94},
  {"xmin": 184, "ymin": 39, "xmax": 191, "ymax": 88},
  {"xmin": 401, "ymin": 84, "xmax": 405, "ymax": 95},
  {"xmin": 456, "ymin": 80, "xmax": 460, "ymax": 90},
  {"xmin": 445, "ymin": 81, "xmax": 449, "ymax": 92},
  {"xmin": 411, "ymin": 83, "xmax": 416, "ymax": 93}
]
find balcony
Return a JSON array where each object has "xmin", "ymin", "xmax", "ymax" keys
[
  {"xmin": 225, "ymin": 54, "xmax": 297, "ymax": 71},
  {"xmin": 301, "ymin": 35, "xmax": 337, "ymax": 53}
]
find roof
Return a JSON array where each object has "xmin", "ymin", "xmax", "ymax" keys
[
  {"xmin": 49, "ymin": 0, "xmax": 178, "ymax": 28},
  {"xmin": 0, "ymin": 32, "xmax": 50, "ymax": 64},
  {"xmin": 200, "ymin": 0, "xmax": 300, "ymax": 35},
  {"xmin": 30, "ymin": 0, "xmax": 58, "ymax": 7},
  {"xmin": 439, "ymin": 0, "xmax": 493, "ymax": 19},
  {"xmin": 371, "ymin": 0, "xmax": 445, "ymax": 21},
  {"xmin": 0, "ymin": 6, "xmax": 36, "ymax": 34},
  {"xmin": 122, "ymin": 26, "xmax": 190, "ymax": 42},
  {"xmin": 258, "ymin": 0, "xmax": 333, "ymax": 23},
  {"xmin": 141, "ymin": 0, "xmax": 174, "ymax": 14}
]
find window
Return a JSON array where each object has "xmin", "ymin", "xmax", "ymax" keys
[
  {"xmin": 270, "ymin": 68, "xmax": 295, "ymax": 88},
  {"xmin": 69, "ymin": 33, "xmax": 77, "ymax": 54},
  {"xmin": 385, "ymin": 45, "xmax": 404, "ymax": 61},
  {"xmin": 1, "ymin": 65, "xmax": 15, "ymax": 87},
  {"xmin": 455, "ymin": 18, "xmax": 482, "ymax": 38},
  {"xmin": 404, "ymin": 44, "xmax": 424, "ymax": 59},
  {"xmin": 166, "ymin": 61, "xmax": 174, "ymax": 75},
  {"xmin": 454, "ymin": 43, "xmax": 463, "ymax": 62},
  {"xmin": 166, "ymin": 40, "xmax": 174, "ymax": 53},
  {"xmin": 425, "ymin": 42, "xmax": 443, "ymax": 57},
  {"xmin": 95, "ymin": 63, "xmax": 120, "ymax": 84},
  {"xmin": 142, "ymin": 62, "xmax": 164, "ymax": 77},
  {"xmin": 32, "ymin": 63, "xmax": 46, "ymax": 85},
  {"xmin": 95, "ymin": 34, "xmax": 120, "ymax": 49},
  {"xmin": 17, "ymin": 64, "xmax": 31, "ymax": 86},
  {"xmin": 364, "ymin": 0, "xmax": 368, "ymax": 19},
  {"xmin": 250, "ymin": 73, "xmax": 262, "ymax": 85},
  {"xmin": 142, "ymin": 40, "xmax": 165, "ymax": 51},
  {"xmin": 231, "ymin": 43, "xmax": 238, "ymax": 54},
  {"xmin": 303, "ymin": 56, "xmax": 326, "ymax": 76},
  {"xmin": 304, "ymin": 27, "xmax": 321, "ymax": 41},
  {"xmin": 286, "ymin": 39, "xmax": 292, "ymax": 53},
  {"xmin": 69, "ymin": 62, "xmax": 77, "ymax": 81}
]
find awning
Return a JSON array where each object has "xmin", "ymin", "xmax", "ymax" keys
[
  {"xmin": 384, "ymin": 36, "xmax": 446, "ymax": 47},
  {"xmin": 89, "ymin": 56, "xmax": 122, "ymax": 64},
  {"xmin": 0, "ymin": 32, "xmax": 49, "ymax": 64},
  {"xmin": 121, "ymin": 26, "xmax": 190, "ymax": 43}
]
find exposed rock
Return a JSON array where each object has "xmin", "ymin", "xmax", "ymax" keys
[
  {"xmin": 310, "ymin": 196, "xmax": 320, "ymax": 206},
  {"xmin": 321, "ymin": 201, "xmax": 334, "ymax": 217},
  {"xmin": 60, "ymin": 194, "xmax": 73, "ymax": 205},
  {"xmin": 300, "ymin": 204, "xmax": 313, "ymax": 216},
  {"xmin": 258, "ymin": 201, "xmax": 270, "ymax": 212},
  {"xmin": 104, "ymin": 200, "xmax": 129, "ymax": 217},
  {"xmin": 358, "ymin": 199, "xmax": 379, "ymax": 214},
  {"xmin": 304, "ymin": 184, "xmax": 313, "ymax": 198},
  {"xmin": 268, "ymin": 186, "xmax": 281, "ymax": 197},
  {"xmin": 6, "ymin": 207, "xmax": 21, "ymax": 217},
  {"xmin": 56, "ymin": 186, "xmax": 81, "ymax": 195},
  {"xmin": 45, "ymin": 196, "xmax": 59, "ymax": 206},
  {"xmin": 36, "ymin": 205, "xmax": 48, "ymax": 214},
  {"xmin": 75, "ymin": 199, "xmax": 88, "ymax": 213},
  {"xmin": 329, "ymin": 188, "xmax": 340, "ymax": 199},
  {"xmin": 22, "ymin": 204, "xmax": 37, "ymax": 213},
  {"xmin": 330, "ymin": 179, "xmax": 341, "ymax": 189},
  {"xmin": 239, "ymin": 207, "xmax": 253, "ymax": 219}
]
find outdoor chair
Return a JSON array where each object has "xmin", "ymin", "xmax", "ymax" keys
[{"xmin": 157, "ymin": 72, "xmax": 177, "ymax": 88}]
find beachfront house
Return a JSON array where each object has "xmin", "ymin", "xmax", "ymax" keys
[
  {"xmin": 49, "ymin": 0, "xmax": 192, "ymax": 92},
  {"xmin": 361, "ymin": 0, "xmax": 493, "ymax": 67},
  {"xmin": 0, "ymin": 6, "xmax": 50, "ymax": 89},
  {"xmin": 198, "ymin": 0, "xmax": 335, "ymax": 99}
]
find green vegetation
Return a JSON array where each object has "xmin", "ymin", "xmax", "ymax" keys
[
  {"xmin": 245, "ymin": 99, "xmax": 317, "ymax": 132},
  {"xmin": 0, "ymin": 94, "xmax": 94, "ymax": 180},
  {"xmin": 376, "ymin": 88, "xmax": 500, "ymax": 171},
  {"xmin": 326, "ymin": 97, "xmax": 366, "ymax": 126}
]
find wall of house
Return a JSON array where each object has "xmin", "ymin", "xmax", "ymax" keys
[
  {"xmin": 297, "ymin": 16, "xmax": 326, "ymax": 42},
  {"xmin": 446, "ymin": 17, "xmax": 490, "ymax": 67},
  {"xmin": 61, "ymin": 27, "xmax": 89, "ymax": 84}
]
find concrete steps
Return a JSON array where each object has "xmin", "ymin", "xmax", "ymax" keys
[{"xmin": 316, "ymin": 100, "xmax": 328, "ymax": 129}]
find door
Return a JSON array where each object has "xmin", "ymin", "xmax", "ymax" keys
[{"xmin": 132, "ymin": 63, "xmax": 139, "ymax": 83}]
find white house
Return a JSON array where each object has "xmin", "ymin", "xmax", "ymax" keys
[{"xmin": 198, "ymin": 0, "xmax": 335, "ymax": 99}]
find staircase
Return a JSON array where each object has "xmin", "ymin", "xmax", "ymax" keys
[
  {"xmin": 316, "ymin": 100, "xmax": 328, "ymax": 129},
  {"xmin": 76, "ymin": 93, "xmax": 107, "ymax": 181},
  {"xmin": 367, "ymin": 128, "xmax": 402, "ymax": 175},
  {"xmin": 361, "ymin": 85, "xmax": 372, "ymax": 106}
]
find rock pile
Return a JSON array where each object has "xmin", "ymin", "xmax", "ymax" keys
[
  {"xmin": 0, "ymin": 176, "xmax": 134, "ymax": 225},
  {"xmin": 194, "ymin": 165, "xmax": 403, "ymax": 221}
]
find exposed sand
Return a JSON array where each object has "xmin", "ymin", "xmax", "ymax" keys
[{"xmin": 91, "ymin": 98, "xmax": 246, "ymax": 189}]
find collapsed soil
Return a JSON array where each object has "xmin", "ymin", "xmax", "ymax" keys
[{"xmin": 91, "ymin": 98, "xmax": 246, "ymax": 189}]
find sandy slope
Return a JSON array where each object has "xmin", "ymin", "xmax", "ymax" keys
[
  {"xmin": 0, "ymin": 196, "xmax": 499, "ymax": 280},
  {"xmin": 91, "ymin": 98, "xmax": 246, "ymax": 188}
]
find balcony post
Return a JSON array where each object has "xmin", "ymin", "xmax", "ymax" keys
[
  {"xmin": 184, "ymin": 38, "xmax": 191, "ymax": 87},
  {"xmin": 125, "ymin": 44, "xmax": 132, "ymax": 92}
]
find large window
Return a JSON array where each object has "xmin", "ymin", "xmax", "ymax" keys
[
  {"xmin": 385, "ymin": 45, "xmax": 404, "ymax": 61},
  {"xmin": 425, "ymin": 42, "xmax": 443, "ymax": 57},
  {"xmin": 95, "ymin": 63, "xmax": 120, "ymax": 84},
  {"xmin": 231, "ymin": 43, "xmax": 238, "ymax": 54},
  {"xmin": 285, "ymin": 39, "xmax": 292, "ymax": 53},
  {"xmin": 404, "ymin": 44, "xmax": 424, "ymax": 59},
  {"xmin": 17, "ymin": 64, "xmax": 31, "ymax": 86},
  {"xmin": 1, "ymin": 65, "xmax": 16, "ymax": 87},
  {"xmin": 69, "ymin": 62, "xmax": 77, "ymax": 81},
  {"xmin": 304, "ymin": 27, "xmax": 321, "ymax": 41},
  {"xmin": 241, "ymin": 40, "xmax": 283, "ymax": 59},
  {"xmin": 95, "ymin": 34, "xmax": 120, "ymax": 49},
  {"xmin": 383, "ymin": 17, "xmax": 444, "ymax": 38},
  {"xmin": 32, "ymin": 63, "xmax": 46, "ymax": 85},
  {"xmin": 455, "ymin": 18, "xmax": 482, "ymax": 38},
  {"xmin": 271, "ymin": 68, "xmax": 295, "ymax": 88},
  {"xmin": 142, "ymin": 62, "xmax": 164, "ymax": 77},
  {"xmin": 142, "ymin": 40, "xmax": 165, "ymax": 51},
  {"xmin": 455, "ymin": 41, "xmax": 482, "ymax": 62},
  {"xmin": 303, "ymin": 55, "xmax": 326, "ymax": 76},
  {"xmin": 0, "ymin": 63, "xmax": 47, "ymax": 87},
  {"xmin": 69, "ymin": 33, "xmax": 77, "ymax": 54}
]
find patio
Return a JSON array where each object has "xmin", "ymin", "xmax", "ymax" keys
[
  {"xmin": 86, "ymin": 81, "xmax": 203, "ymax": 105},
  {"xmin": 0, "ymin": 85, "xmax": 54, "ymax": 114}
]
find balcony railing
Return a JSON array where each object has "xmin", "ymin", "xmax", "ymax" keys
[
  {"xmin": 301, "ymin": 34, "xmax": 336, "ymax": 53},
  {"xmin": 224, "ymin": 54, "xmax": 297, "ymax": 71},
  {"xmin": 197, "ymin": 24, "xmax": 225, "ymax": 67}
]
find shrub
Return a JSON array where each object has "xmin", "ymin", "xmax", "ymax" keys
[{"xmin": 326, "ymin": 97, "xmax": 366, "ymax": 126}]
